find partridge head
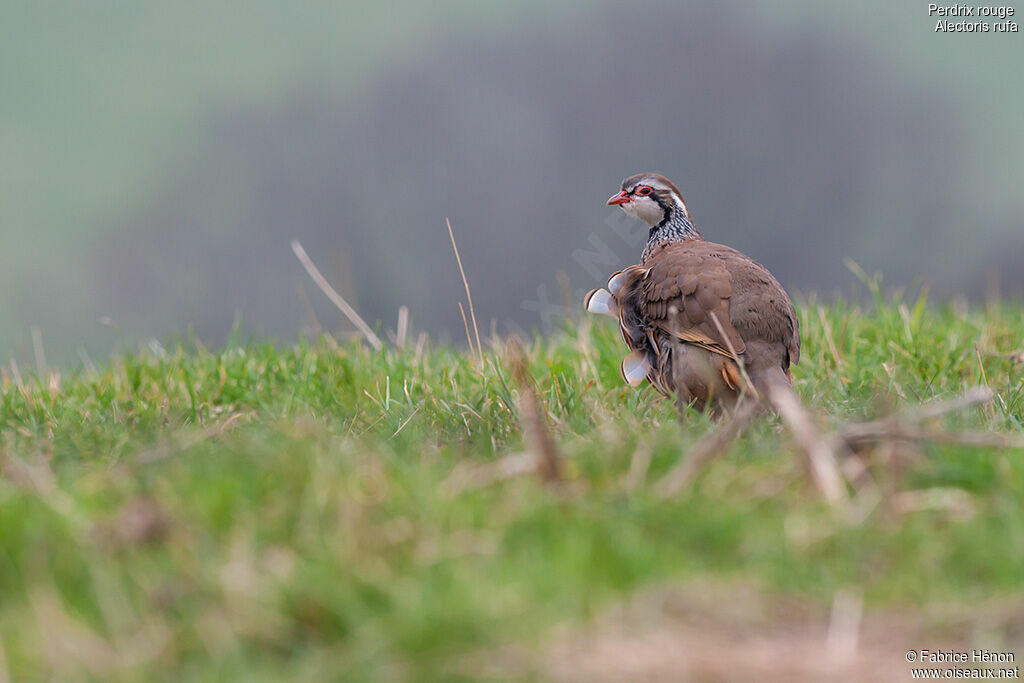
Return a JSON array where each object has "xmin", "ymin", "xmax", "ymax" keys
[
  {"xmin": 607, "ymin": 173, "xmax": 702, "ymax": 261},
  {"xmin": 607, "ymin": 173, "xmax": 690, "ymax": 225}
]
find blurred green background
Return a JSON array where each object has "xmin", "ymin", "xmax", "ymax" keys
[{"xmin": 3, "ymin": 1, "xmax": 1022, "ymax": 361}]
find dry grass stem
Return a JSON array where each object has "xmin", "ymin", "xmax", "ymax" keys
[
  {"xmin": 8, "ymin": 359, "xmax": 23, "ymax": 388},
  {"xmin": 396, "ymin": 305, "xmax": 409, "ymax": 350},
  {"xmin": 817, "ymin": 306, "xmax": 843, "ymax": 367},
  {"xmin": 507, "ymin": 340, "xmax": 562, "ymax": 484},
  {"xmin": 446, "ymin": 218, "xmax": 483, "ymax": 363},
  {"xmin": 458, "ymin": 303, "xmax": 474, "ymax": 357},
  {"xmin": 391, "ymin": 408, "xmax": 420, "ymax": 438},
  {"xmin": 290, "ymin": 240, "xmax": 383, "ymax": 351},
  {"xmin": 708, "ymin": 311, "xmax": 756, "ymax": 400},
  {"xmin": 413, "ymin": 331, "xmax": 429, "ymax": 365},
  {"xmin": 901, "ymin": 386, "xmax": 992, "ymax": 422},
  {"xmin": 624, "ymin": 444, "xmax": 654, "ymax": 493},
  {"xmin": 443, "ymin": 452, "xmax": 536, "ymax": 495},
  {"xmin": 974, "ymin": 345, "xmax": 990, "ymax": 389}
]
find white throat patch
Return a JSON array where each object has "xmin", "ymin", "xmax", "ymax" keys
[{"xmin": 621, "ymin": 196, "xmax": 664, "ymax": 227}]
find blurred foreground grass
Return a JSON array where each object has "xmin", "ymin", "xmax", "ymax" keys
[{"xmin": 2, "ymin": 297, "xmax": 1024, "ymax": 680}]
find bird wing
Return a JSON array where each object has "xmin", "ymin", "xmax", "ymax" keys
[
  {"xmin": 583, "ymin": 241, "xmax": 799, "ymax": 403},
  {"xmin": 639, "ymin": 247, "xmax": 746, "ymax": 363}
]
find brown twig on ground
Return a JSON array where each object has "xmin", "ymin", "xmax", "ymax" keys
[
  {"xmin": 655, "ymin": 401, "xmax": 761, "ymax": 498},
  {"xmin": 290, "ymin": 240, "xmax": 383, "ymax": 350},
  {"xmin": 656, "ymin": 310, "xmax": 845, "ymax": 505},
  {"xmin": 506, "ymin": 339, "xmax": 562, "ymax": 484},
  {"xmin": 843, "ymin": 425, "xmax": 1024, "ymax": 450},
  {"xmin": 895, "ymin": 386, "xmax": 992, "ymax": 422},
  {"xmin": 767, "ymin": 382, "xmax": 847, "ymax": 507},
  {"xmin": 839, "ymin": 387, "xmax": 998, "ymax": 446},
  {"xmin": 829, "ymin": 386, "xmax": 1015, "ymax": 522}
]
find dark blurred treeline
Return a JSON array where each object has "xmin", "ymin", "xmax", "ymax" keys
[{"xmin": 60, "ymin": 2, "xmax": 1020, "ymax": 346}]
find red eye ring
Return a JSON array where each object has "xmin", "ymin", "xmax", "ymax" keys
[{"xmin": 636, "ymin": 186, "xmax": 653, "ymax": 196}]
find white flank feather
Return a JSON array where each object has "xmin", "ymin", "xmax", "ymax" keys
[
  {"xmin": 607, "ymin": 270, "xmax": 628, "ymax": 295},
  {"xmin": 584, "ymin": 288, "xmax": 618, "ymax": 317},
  {"xmin": 620, "ymin": 351, "xmax": 651, "ymax": 386}
]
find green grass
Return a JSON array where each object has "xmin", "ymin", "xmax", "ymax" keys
[{"xmin": 2, "ymin": 297, "xmax": 1024, "ymax": 680}]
